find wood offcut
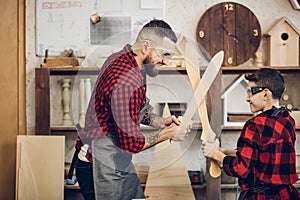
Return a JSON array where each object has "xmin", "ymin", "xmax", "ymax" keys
[{"xmin": 41, "ymin": 49, "xmax": 79, "ymax": 68}]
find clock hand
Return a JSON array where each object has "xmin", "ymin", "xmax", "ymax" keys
[
  {"xmin": 231, "ymin": 36, "xmax": 239, "ymax": 43},
  {"xmin": 221, "ymin": 24, "xmax": 239, "ymax": 43}
]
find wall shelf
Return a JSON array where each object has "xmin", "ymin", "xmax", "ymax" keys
[
  {"xmin": 222, "ymin": 66, "xmax": 300, "ymax": 74},
  {"xmin": 35, "ymin": 67, "xmax": 202, "ymax": 134},
  {"xmin": 35, "ymin": 65, "xmax": 299, "ymax": 200}
]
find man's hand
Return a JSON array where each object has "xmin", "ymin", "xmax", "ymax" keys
[
  {"xmin": 160, "ymin": 118, "xmax": 192, "ymax": 142},
  {"xmin": 141, "ymin": 118, "xmax": 191, "ymax": 151},
  {"xmin": 163, "ymin": 115, "xmax": 180, "ymax": 126},
  {"xmin": 149, "ymin": 115, "xmax": 178, "ymax": 129}
]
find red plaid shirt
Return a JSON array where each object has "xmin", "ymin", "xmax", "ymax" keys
[
  {"xmin": 78, "ymin": 44, "xmax": 146, "ymax": 161},
  {"xmin": 223, "ymin": 107, "xmax": 300, "ymax": 199}
]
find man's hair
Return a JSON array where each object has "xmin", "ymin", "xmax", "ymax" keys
[
  {"xmin": 137, "ymin": 19, "xmax": 177, "ymax": 43},
  {"xmin": 245, "ymin": 68, "xmax": 285, "ymax": 99}
]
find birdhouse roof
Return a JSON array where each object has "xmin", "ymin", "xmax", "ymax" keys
[
  {"xmin": 221, "ymin": 75, "xmax": 247, "ymax": 98},
  {"xmin": 265, "ymin": 17, "xmax": 300, "ymax": 36}
]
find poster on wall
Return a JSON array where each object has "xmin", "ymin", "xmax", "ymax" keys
[{"xmin": 36, "ymin": 0, "xmax": 96, "ymax": 57}]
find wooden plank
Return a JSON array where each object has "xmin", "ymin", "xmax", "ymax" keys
[
  {"xmin": 236, "ymin": 3, "xmax": 249, "ymax": 65},
  {"xmin": 41, "ymin": 57, "xmax": 79, "ymax": 67},
  {"xmin": 210, "ymin": 3, "xmax": 224, "ymax": 58},
  {"xmin": 224, "ymin": 2, "xmax": 236, "ymax": 66},
  {"xmin": 18, "ymin": 0, "xmax": 26, "ymax": 135},
  {"xmin": 196, "ymin": 7, "xmax": 211, "ymax": 59},
  {"xmin": 35, "ymin": 68, "xmax": 51, "ymax": 134},
  {"xmin": 205, "ymin": 69, "xmax": 222, "ymax": 200},
  {"xmin": 0, "ymin": 0, "xmax": 24, "ymax": 198},
  {"xmin": 16, "ymin": 135, "xmax": 65, "ymax": 200}
]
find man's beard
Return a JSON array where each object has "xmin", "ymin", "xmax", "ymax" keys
[
  {"xmin": 143, "ymin": 63, "xmax": 159, "ymax": 77},
  {"xmin": 143, "ymin": 55, "xmax": 162, "ymax": 77}
]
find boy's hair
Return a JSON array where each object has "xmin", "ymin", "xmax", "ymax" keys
[
  {"xmin": 137, "ymin": 19, "xmax": 177, "ymax": 43},
  {"xmin": 245, "ymin": 68, "xmax": 285, "ymax": 99}
]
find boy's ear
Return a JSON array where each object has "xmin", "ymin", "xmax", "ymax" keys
[{"xmin": 264, "ymin": 89, "xmax": 273, "ymax": 99}]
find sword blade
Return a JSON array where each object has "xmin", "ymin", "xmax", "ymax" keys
[{"xmin": 180, "ymin": 51, "xmax": 224, "ymax": 130}]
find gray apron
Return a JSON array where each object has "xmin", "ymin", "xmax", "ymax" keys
[{"xmin": 91, "ymin": 134, "xmax": 145, "ymax": 200}]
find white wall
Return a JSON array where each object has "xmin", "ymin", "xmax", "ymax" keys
[{"xmin": 26, "ymin": 0, "xmax": 300, "ymax": 170}]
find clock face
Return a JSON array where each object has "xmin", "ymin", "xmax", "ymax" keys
[{"xmin": 196, "ymin": 2, "xmax": 261, "ymax": 66}]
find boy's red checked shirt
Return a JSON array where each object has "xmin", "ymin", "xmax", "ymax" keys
[
  {"xmin": 223, "ymin": 107, "xmax": 300, "ymax": 199},
  {"xmin": 77, "ymin": 44, "xmax": 146, "ymax": 162}
]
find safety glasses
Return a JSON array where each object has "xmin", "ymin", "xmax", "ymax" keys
[
  {"xmin": 154, "ymin": 48, "xmax": 175, "ymax": 60},
  {"xmin": 247, "ymin": 86, "xmax": 269, "ymax": 96}
]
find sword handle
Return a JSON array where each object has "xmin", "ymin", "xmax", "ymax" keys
[{"xmin": 209, "ymin": 159, "xmax": 221, "ymax": 178}]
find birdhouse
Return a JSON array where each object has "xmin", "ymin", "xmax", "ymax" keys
[
  {"xmin": 264, "ymin": 17, "xmax": 300, "ymax": 66},
  {"xmin": 221, "ymin": 75, "xmax": 254, "ymax": 127}
]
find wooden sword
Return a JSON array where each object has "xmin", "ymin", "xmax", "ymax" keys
[{"xmin": 180, "ymin": 50, "xmax": 224, "ymax": 178}]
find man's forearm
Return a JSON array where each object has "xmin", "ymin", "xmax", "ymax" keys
[
  {"xmin": 141, "ymin": 130, "xmax": 160, "ymax": 150},
  {"xmin": 141, "ymin": 129, "xmax": 166, "ymax": 151},
  {"xmin": 145, "ymin": 130, "xmax": 160, "ymax": 145}
]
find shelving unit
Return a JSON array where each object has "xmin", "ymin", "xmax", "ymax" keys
[
  {"xmin": 35, "ymin": 66, "xmax": 219, "ymax": 200},
  {"xmin": 35, "ymin": 65, "xmax": 300, "ymax": 199},
  {"xmin": 35, "ymin": 66, "xmax": 196, "ymax": 135}
]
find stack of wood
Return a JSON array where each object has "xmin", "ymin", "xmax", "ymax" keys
[{"xmin": 41, "ymin": 49, "xmax": 79, "ymax": 68}]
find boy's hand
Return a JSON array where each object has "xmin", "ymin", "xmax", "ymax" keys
[
  {"xmin": 220, "ymin": 148, "xmax": 237, "ymax": 157},
  {"xmin": 202, "ymin": 139, "xmax": 220, "ymax": 158}
]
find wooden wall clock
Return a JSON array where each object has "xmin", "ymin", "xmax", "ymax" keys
[{"xmin": 196, "ymin": 2, "xmax": 261, "ymax": 66}]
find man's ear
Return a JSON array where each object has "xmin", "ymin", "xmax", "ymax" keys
[{"xmin": 141, "ymin": 40, "xmax": 151, "ymax": 55}]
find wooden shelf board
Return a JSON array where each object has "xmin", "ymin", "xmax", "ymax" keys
[
  {"xmin": 49, "ymin": 125, "xmax": 300, "ymax": 133},
  {"xmin": 222, "ymin": 66, "xmax": 300, "ymax": 74},
  {"xmin": 68, "ymin": 182, "xmax": 300, "ymax": 191},
  {"xmin": 39, "ymin": 65, "xmax": 300, "ymax": 78},
  {"xmin": 222, "ymin": 126, "xmax": 300, "ymax": 131},
  {"xmin": 39, "ymin": 66, "xmax": 300, "ymax": 77},
  {"xmin": 51, "ymin": 126, "xmax": 77, "ymax": 131},
  {"xmin": 41, "ymin": 67, "xmax": 189, "ymax": 76}
]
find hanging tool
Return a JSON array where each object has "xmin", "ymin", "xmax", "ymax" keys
[{"xmin": 66, "ymin": 124, "xmax": 82, "ymax": 185}]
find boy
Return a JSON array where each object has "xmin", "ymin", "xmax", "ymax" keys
[{"xmin": 202, "ymin": 68, "xmax": 300, "ymax": 199}]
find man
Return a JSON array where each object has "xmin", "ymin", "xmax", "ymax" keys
[
  {"xmin": 202, "ymin": 68, "xmax": 300, "ymax": 199},
  {"xmin": 75, "ymin": 19, "xmax": 191, "ymax": 200}
]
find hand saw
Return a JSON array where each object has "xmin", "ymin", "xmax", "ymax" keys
[{"xmin": 180, "ymin": 50, "xmax": 224, "ymax": 178}]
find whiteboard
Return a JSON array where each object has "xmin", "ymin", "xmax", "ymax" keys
[
  {"xmin": 36, "ymin": 0, "xmax": 94, "ymax": 56},
  {"xmin": 36, "ymin": 0, "xmax": 164, "ymax": 57}
]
